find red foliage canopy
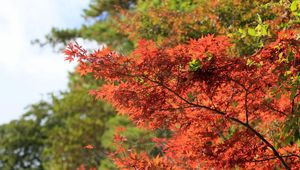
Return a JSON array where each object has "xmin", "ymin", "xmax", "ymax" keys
[{"xmin": 65, "ymin": 31, "xmax": 300, "ymax": 169}]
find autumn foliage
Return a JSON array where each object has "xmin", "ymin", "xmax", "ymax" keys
[{"xmin": 64, "ymin": 27, "xmax": 300, "ymax": 169}]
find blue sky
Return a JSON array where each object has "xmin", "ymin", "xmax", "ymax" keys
[{"xmin": 0, "ymin": 0, "xmax": 92, "ymax": 124}]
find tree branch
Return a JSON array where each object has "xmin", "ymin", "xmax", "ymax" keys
[
  {"xmin": 250, "ymin": 154, "xmax": 299, "ymax": 163},
  {"xmin": 141, "ymin": 75, "xmax": 290, "ymax": 170},
  {"xmin": 245, "ymin": 91, "xmax": 249, "ymax": 124},
  {"xmin": 291, "ymin": 88, "xmax": 300, "ymax": 114}
]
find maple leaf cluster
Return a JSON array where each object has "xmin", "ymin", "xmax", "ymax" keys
[{"xmin": 65, "ymin": 30, "xmax": 300, "ymax": 169}]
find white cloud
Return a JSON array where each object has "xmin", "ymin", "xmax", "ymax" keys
[{"xmin": 0, "ymin": 0, "xmax": 90, "ymax": 124}]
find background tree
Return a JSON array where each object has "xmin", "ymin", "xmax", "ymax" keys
[
  {"xmin": 0, "ymin": 102, "xmax": 50, "ymax": 170},
  {"xmin": 0, "ymin": 72, "xmax": 159, "ymax": 169},
  {"xmin": 37, "ymin": 0, "xmax": 137, "ymax": 53}
]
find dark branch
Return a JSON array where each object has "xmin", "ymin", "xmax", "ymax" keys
[{"xmin": 141, "ymin": 75, "xmax": 290, "ymax": 170}]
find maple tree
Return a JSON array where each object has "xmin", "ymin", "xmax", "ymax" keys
[{"xmin": 65, "ymin": 28, "xmax": 300, "ymax": 169}]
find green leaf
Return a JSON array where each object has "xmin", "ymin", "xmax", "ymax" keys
[
  {"xmin": 257, "ymin": 14, "xmax": 262, "ymax": 24},
  {"xmin": 284, "ymin": 70, "xmax": 292, "ymax": 77},
  {"xmin": 187, "ymin": 92, "xmax": 197, "ymax": 102},
  {"xmin": 231, "ymin": 101, "xmax": 238, "ymax": 108},
  {"xmin": 189, "ymin": 59, "xmax": 202, "ymax": 72},
  {"xmin": 238, "ymin": 28, "xmax": 244, "ymax": 34},
  {"xmin": 275, "ymin": 93, "xmax": 282, "ymax": 100},
  {"xmin": 246, "ymin": 59, "xmax": 254, "ymax": 66},
  {"xmin": 297, "ymin": 140, "xmax": 300, "ymax": 147},
  {"xmin": 261, "ymin": 25, "xmax": 269, "ymax": 36},
  {"xmin": 291, "ymin": 0, "xmax": 300, "ymax": 16},
  {"xmin": 248, "ymin": 28, "xmax": 257, "ymax": 36},
  {"xmin": 291, "ymin": 1, "xmax": 299, "ymax": 12}
]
